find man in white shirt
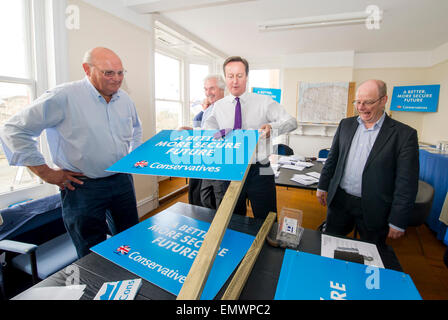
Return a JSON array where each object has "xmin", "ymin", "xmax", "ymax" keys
[
  {"xmin": 203, "ymin": 56, "xmax": 297, "ymax": 219},
  {"xmin": 180, "ymin": 75, "xmax": 225, "ymax": 208},
  {"xmin": 0, "ymin": 47, "xmax": 142, "ymax": 257}
]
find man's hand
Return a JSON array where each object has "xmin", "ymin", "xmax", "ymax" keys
[
  {"xmin": 387, "ymin": 227, "xmax": 405, "ymax": 240},
  {"xmin": 316, "ymin": 189, "xmax": 328, "ymax": 206},
  {"xmin": 178, "ymin": 126, "xmax": 193, "ymax": 130},
  {"xmin": 259, "ymin": 124, "xmax": 272, "ymax": 139},
  {"xmin": 28, "ymin": 164, "xmax": 85, "ymax": 191},
  {"xmin": 202, "ymin": 98, "xmax": 211, "ymax": 110}
]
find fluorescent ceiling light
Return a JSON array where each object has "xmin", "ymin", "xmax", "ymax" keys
[{"xmin": 258, "ymin": 11, "xmax": 380, "ymax": 31}]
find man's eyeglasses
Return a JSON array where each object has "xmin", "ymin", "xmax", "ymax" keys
[
  {"xmin": 90, "ymin": 64, "xmax": 127, "ymax": 78},
  {"xmin": 352, "ymin": 95, "xmax": 385, "ymax": 107}
]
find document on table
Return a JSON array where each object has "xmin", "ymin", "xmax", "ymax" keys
[
  {"xmin": 321, "ymin": 234, "xmax": 384, "ymax": 268},
  {"xmin": 290, "ymin": 174, "xmax": 319, "ymax": 185},
  {"xmin": 283, "ymin": 164, "xmax": 305, "ymax": 171},
  {"xmin": 12, "ymin": 285, "xmax": 86, "ymax": 300},
  {"xmin": 306, "ymin": 171, "xmax": 321, "ymax": 179}
]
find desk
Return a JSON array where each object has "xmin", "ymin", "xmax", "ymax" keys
[
  {"xmin": 419, "ymin": 148, "xmax": 448, "ymax": 242},
  {"xmin": 17, "ymin": 202, "xmax": 402, "ymax": 300},
  {"xmin": 273, "ymin": 158, "xmax": 324, "ymax": 190}
]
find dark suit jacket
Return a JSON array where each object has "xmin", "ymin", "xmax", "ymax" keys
[{"xmin": 318, "ymin": 114, "xmax": 419, "ymax": 230}]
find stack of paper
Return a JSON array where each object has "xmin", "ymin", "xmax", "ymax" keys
[
  {"xmin": 282, "ymin": 164, "xmax": 305, "ymax": 171},
  {"xmin": 306, "ymin": 171, "xmax": 321, "ymax": 179},
  {"xmin": 12, "ymin": 285, "xmax": 86, "ymax": 300},
  {"xmin": 290, "ymin": 174, "xmax": 319, "ymax": 186}
]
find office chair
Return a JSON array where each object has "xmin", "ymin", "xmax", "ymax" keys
[
  {"xmin": 0, "ymin": 195, "xmax": 78, "ymax": 298},
  {"xmin": 273, "ymin": 144, "xmax": 294, "ymax": 156},
  {"xmin": 318, "ymin": 148, "xmax": 330, "ymax": 158},
  {"xmin": 407, "ymin": 180, "xmax": 434, "ymax": 255}
]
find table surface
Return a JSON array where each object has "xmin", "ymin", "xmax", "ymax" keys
[
  {"xmin": 21, "ymin": 202, "xmax": 402, "ymax": 300},
  {"xmin": 272, "ymin": 156, "xmax": 324, "ymax": 190}
]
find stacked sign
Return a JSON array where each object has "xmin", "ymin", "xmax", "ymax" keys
[{"xmin": 91, "ymin": 211, "xmax": 255, "ymax": 299}]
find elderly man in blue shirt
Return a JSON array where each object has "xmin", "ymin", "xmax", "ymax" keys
[{"xmin": 0, "ymin": 47, "xmax": 142, "ymax": 258}]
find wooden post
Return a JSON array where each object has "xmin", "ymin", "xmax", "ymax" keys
[
  {"xmin": 176, "ymin": 170, "xmax": 250, "ymax": 299},
  {"xmin": 221, "ymin": 211, "xmax": 276, "ymax": 300}
]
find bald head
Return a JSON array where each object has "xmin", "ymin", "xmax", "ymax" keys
[
  {"xmin": 82, "ymin": 47, "xmax": 124, "ymax": 102},
  {"xmin": 355, "ymin": 79, "xmax": 388, "ymax": 128},
  {"xmin": 358, "ymin": 79, "xmax": 387, "ymax": 98},
  {"xmin": 83, "ymin": 47, "xmax": 121, "ymax": 65}
]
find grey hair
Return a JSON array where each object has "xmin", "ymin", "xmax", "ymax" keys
[
  {"xmin": 83, "ymin": 49, "xmax": 93, "ymax": 64},
  {"xmin": 204, "ymin": 74, "xmax": 225, "ymax": 90}
]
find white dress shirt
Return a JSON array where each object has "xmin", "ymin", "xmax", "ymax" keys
[
  {"xmin": 203, "ymin": 92, "xmax": 297, "ymax": 162},
  {"xmin": 0, "ymin": 77, "xmax": 142, "ymax": 178}
]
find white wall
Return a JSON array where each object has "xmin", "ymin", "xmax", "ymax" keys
[
  {"xmin": 280, "ymin": 55, "xmax": 448, "ymax": 156},
  {"xmin": 67, "ymin": 0, "xmax": 158, "ymax": 217},
  {"xmin": 421, "ymin": 60, "xmax": 448, "ymax": 144}
]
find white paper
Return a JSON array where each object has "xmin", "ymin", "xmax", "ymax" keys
[
  {"xmin": 11, "ymin": 285, "xmax": 86, "ymax": 300},
  {"xmin": 306, "ymin": 171, "xmax": 321, "ymax": 179},
  {"xmin": 317, "ymin": 158, "xmax": 327, "ymax": 162},
  {"xmin": 283, "ymin": 164, "xmax": 305, "ymax": 171},
  {"xmin": 321, "ymin": 234, "xmax": 384, "ymax": 268},
  {"xmin": 290, "ymin": 174, "xmax": 319, "ymax": 185},
  {"xmin": 294, "ymin": 161, "xmax": 314, "ymax": 168}
]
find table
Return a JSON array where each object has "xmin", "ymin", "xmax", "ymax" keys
[
  {"xmin": 419, "ymin": 148, "xmax": 448, "ymax": 242},
  {"xmin": 271, "ymin": 155, "xmax": 324, "ymax": 190},
  {"xmin": 16, "ymin": 202, "xmax": 402, "ymax": 300}
]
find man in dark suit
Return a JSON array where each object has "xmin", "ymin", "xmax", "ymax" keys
[{"xmin": 316, "ymin": 79, "xmax": 419, "ymax": 245}]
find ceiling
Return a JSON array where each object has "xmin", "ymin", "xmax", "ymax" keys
[{"xmin": 121, "ymin": 0, "xmax": 448, "ymax": 61}]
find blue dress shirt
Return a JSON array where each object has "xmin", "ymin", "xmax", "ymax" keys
[
  {"xmin": 0, "ymin": 77, "xmax": 142, "ymax": 178},
  {"xmin": 340, "ymin": 112, "xmax": 386, "ymax": 197}
]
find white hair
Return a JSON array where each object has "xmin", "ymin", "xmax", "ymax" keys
[
  {"xmin": 83, "ymin": 49, "xmax": 93, "ymax": 64},
  {"xmin": 204, "ymin": 74, "xmax": 225, "ymax": 90}
]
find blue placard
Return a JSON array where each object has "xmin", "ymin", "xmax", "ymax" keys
[
  {"xmin": 91, "ymin": 210, "xmax": 255, "ymax": 300},
  {"xmin": 390, "ymin": 85, "xmax": 440, "ymax": 112},
  {"xmin": 275, "ymin": 250, "xmax": 421, "ymax": 300},
  {"xmin": 252, "ymin": 87, "xmax": 282, "ymax": 103},
  {"xmin": 106, "ymin": 129, "xmax": 259, "ymax": 181}
]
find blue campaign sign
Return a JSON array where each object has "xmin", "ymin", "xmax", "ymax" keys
[
  {"xmin": 91, "ymin": 211, "xmax": 255, "ymax": 300},
  {"xmin": 252, "ymin": 87, "xmax": 282, "ymax": 103},
  {"xmin": 275, "ymin": 250, "xmax": 421, "ymax": 300},
  {"xmin": 106, "ymin": 129, "xmax": 259, "ymax": 181},
  {"xmin": 390, "ymin": 85, "xmax": 440, "ymax": 112}
]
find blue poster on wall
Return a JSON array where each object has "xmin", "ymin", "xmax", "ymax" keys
[
  {"xmin": 252, "ymin": 87, "xmax": 282, "ymax": 103},
  {"xmin": 91, "ymin": 210, "xmax": 255, "ymax": 300},
  {"xmin": 390, "ymin": 85, "xmax": 440, "ymax": 112},
  {"xmin": 106, "ymin": 129, "xmax": 259, "ymax": 181},
  {"xmin": 274, "ymin": 250, "xmax": 421, "ymax": 300}
]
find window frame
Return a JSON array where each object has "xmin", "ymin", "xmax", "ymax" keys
[
  {"xmin": 154, "ymin": 49, "xmax": 215, "ymax": 130},
  {"xmin": 0, "ymin": 0, "xmax": 66, "ymax": 207}
]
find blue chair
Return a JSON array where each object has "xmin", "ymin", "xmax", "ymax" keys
[
  {"xmin": 318, "ymin": 148, "xmax": 330, "ymax": 158},
  {"xmin": 273, "ymin": 144, "xmax": 294, "ymax": 156},
  {"xmin": 0, "ymin": 194, "xmax": 78, "ymax": 299}
]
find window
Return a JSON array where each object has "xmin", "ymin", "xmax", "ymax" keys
[
  {"xmin": 189, "ymin": 63, "xmax": 209, "ymax": 124},
  {"xmin": 0, "ymin": 0, "xmax": 40, "ymax": 194},
  {"xmin": 155, "ymin": 52, "xmax": 182, "ymax": 132}
]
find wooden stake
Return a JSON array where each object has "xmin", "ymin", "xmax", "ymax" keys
[
  {"xmin": 176, "ymin": 178, "xmax": 248, "ymax": 299},
  {"xmin": 221, "ymin": 211, "xmax": 276, "ymax": 300}
]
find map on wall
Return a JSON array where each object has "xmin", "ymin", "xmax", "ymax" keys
[{"xmin": 297, "ymin": 82, "xmax": 350, "ymax": 124}]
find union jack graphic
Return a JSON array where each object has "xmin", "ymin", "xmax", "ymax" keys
[
  {"xmin": 134, "ymin": 160, "xmax": 148, "ymax": 168},
  {"xmin": 115, "ymin": 245, "xmax": 131, "ymax": 255}
]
